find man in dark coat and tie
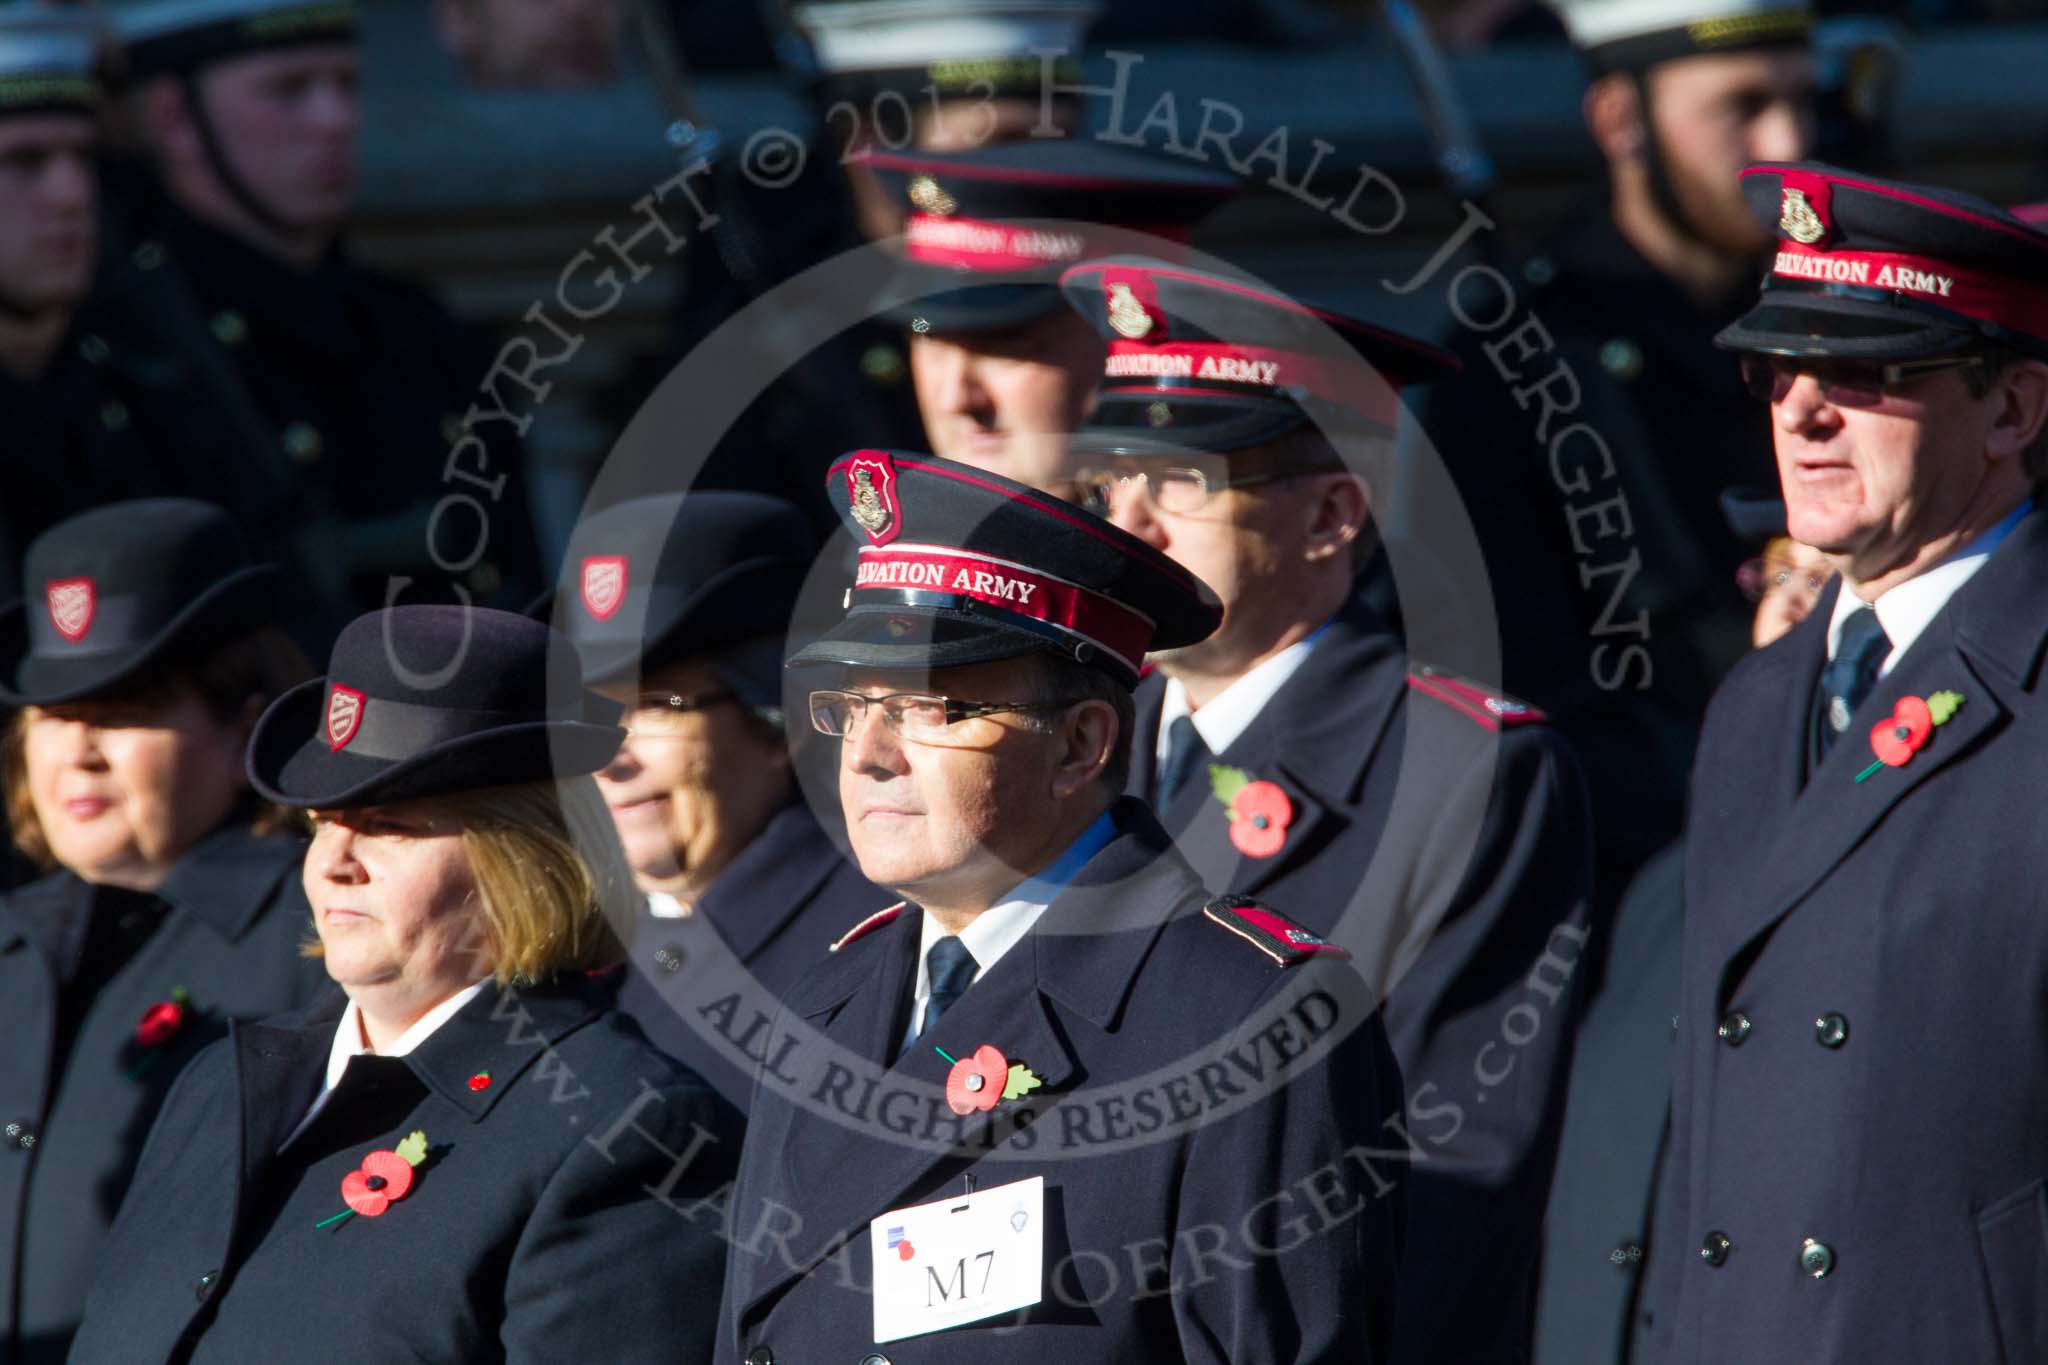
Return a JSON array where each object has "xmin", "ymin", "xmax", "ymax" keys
[
  {"xmin": 1641, "ymin": 163, "xmax": 2048, "ymax": 1361},
  {"xmin": 1061, "ymin": 258, "xmax": 1594, "ymax": 1363},
  {"xmin": 716, "ymin": 451, "xmax": 1406, "ymax": 1363}
]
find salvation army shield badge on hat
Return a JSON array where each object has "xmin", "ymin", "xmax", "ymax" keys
[
  {"xmin": 325, "ymin": 684, "xmax": 365, "ymax": 752},
  {"xmin": 580, "ymin": 556, "xmax": 628, "ymax": 622},
  {"xmin": 45, "ymin": 579, "xmax": 95, "ymax": 644},
  {"xmin": 847, "ymin": 453, "xmax": 902, "ymax": 546}
]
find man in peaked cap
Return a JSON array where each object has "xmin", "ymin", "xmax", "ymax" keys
[
  {"xmin": 1418, "ymin": 0, "xmax": 1819, "ymax": 920},
  {"xmin": 716, "ymin": 450, "xmax": 1405, "ymax": 1363},
  {"xmin": 546, "ymin": 491, "xmax": 889, "ymax": 1109},
  {"xmin": 862, "ymin": 139, "xmax": 1235, "ymax": 493},
  {"xmin": 1062, "ymin": 258, "xmax": 1594, "ymax": 1364},
  {"xmin": 104, "ymin": 0, "xmax": 540, "ymax": 642},
  {"xmin": 1639, "ymin": 164, "xmax": 2048, "ymax": 1360}
]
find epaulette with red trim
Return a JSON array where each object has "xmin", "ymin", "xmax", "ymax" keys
[
  {"xmin": 1404, "ymin": 664, "xmax": 1548, "ymax": 730},
  {"xmin": 829, "ymin": 902, "xmax": 909, "ymax": 953},
  {"xmin": 1201, "ymin": 896, "xmax": 1351, "ymax": 966}
]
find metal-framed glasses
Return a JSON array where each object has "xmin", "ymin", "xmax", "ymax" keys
[
  {"xmin": 622, "ymin": 688, "xmax": 735, "ymax": 737},
  {"xmin": 1738, "ymin": 353, "xmax": 1983, "ymax": 408},
  {"xmin": 1070, "ymin": 464, "xmax": 1296, "ymax": 517},
  {"xmin": 808, "ymin": 690, "xmax": 1082, "ymax": 748},
  {"xmin": 1736, "ymin": 557, "xmax": 1833, "ymax": 604}
]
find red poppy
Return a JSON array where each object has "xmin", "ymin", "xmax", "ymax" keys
[
  {"xmin": 1870, "ymin": 695, "xmax": 1934, "ymax": 767},
  {"xmin": 944, "ymin": 1044, "xmax": 1009, "ymax": 1117},
  {"xmin": 340, "ymin": 1149, "xmax": 417, "ymax": 1218},
  {"xmin": 135, "ymin": 998, "xmax": 187, "ymax": 1049},
  {"xmin": 1228, "ymin": 781, "xmax": 1293, "ymax": 859},
  {"xmin": 468, "ymin": 1072, "xmax": 491, "ymax": 1092}
]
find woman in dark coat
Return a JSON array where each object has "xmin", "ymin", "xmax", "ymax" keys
[
  {"xmin": 0, "ymin": 500, "xmax": 323, "ymax": 1364},
  {"xmin": 70, "ymin": 604, "xmax": 738, "ymax": 1365}
]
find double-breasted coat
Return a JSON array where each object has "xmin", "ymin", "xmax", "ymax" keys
[
  {"xmin": 0, "ymin": 823, "xmax": 324, "ymax": 1365},
  {"xmin": 1643, "ymin": 509, "xmax": 2048, "ymax": 1361},
  {"xmin": 69, "ymin": 976, "xmax": 740, "ymax": 1364},
  {"xmin": 1128, "ymin": 592, "xmax": 1593, "ymax": 1362},
  {"xmin": 716, "ymin": 800, "xmax": 1406, "ymax": 1364},
  {"xmin": 616, "ymin": 798, "xmax": 891, "ymax": 1109}
]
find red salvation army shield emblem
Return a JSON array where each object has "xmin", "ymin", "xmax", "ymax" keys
[
  {"xmin": 45, "ymin": 578, "xmax": 95, "ymax": 643},
  {"xmin": 846, "ymin": 452, "xmax": 901, "ymax": 546},
  {"xmin": 326, "ymin": 685, "xmax": 366, "ymax": 752},
  {"xmin": 580, "ymin": 556, "xmax": 628, "ymax": 621}
]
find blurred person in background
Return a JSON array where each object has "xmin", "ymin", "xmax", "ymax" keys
[
  {"xmin": 1418, "ymin": 0, "xmax": 1819, "ymax": 915},
  {"xmin": 546, "ymin": 491, "xmax": 887, "ymax": 1107},
  {"xmin": 106, "ymin": 0, "xmax": 541, "ymax": 647},
  {"xmin": 434, "ymin": 0, "xmax": 625, "ymax": 87},
  {"xmin": 0, "ymin": 500, "xmax": 322, "ymax": 1365}
]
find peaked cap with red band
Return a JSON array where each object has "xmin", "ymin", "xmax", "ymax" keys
[
  {"xmin": 1719, "ymin": 162, "xmax": 2048, "ymax": 362},
  {"xmin": 787, "ymin": 451, "xmax": 1219, "ymax": 686},
  {"xmin": 1059, "ymin": 256, "xmax": 1460, "ymax": 456},
  {"xmin": 860, "ymin": 139, "xmax": 1237, "ymax": 333},
  {"xmin": 247, "ymin": 605, "xmax": 623, "ymax": 809}
]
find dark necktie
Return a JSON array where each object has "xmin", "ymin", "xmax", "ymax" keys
[
  {"xmin": 1158, "ymin": 714, "xmax": 1212, "ymax": 805},
  {"xmin": 920, "ymin": 936, "xmax": 978, "ymax": 1039},
  {"xmin": 1812, "ymin": 605, "xmax": 1892, "ymax": 764}
]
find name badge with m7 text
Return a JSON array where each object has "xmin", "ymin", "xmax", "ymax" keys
[{"xmin": 869, "ymin": 1175, "xmax": 1044, "ymax": 1343}]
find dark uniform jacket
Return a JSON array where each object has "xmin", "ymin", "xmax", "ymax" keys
[
  {"xmin": 716, "ymin": 799, "xmax": 1405, "ymax": 1364},
  {"xmin": 1418, "ymin": 212, "xmax": 1777, "ymax": 906},
  {"xmin": 1644, "ymin": 510, "xmax": 2048, "ymax": 1362},
  {"xmin": 1533, "ymin": 840, "xmax": 1683, "ymax": 1365},
  {"xmin": 0, "ymin": 825, "xmax": 325, "ymax": 1365},
  {"xmin": 70, "ymin": 976, "xmax": 739, "ymax": 1365},
  {"xmin": 1127, "ymin": 592, "xmax": 1594, "ymax": 1364},
  {"xmin": 617, "ymin": 798, "xmax": 891, "ymax": 1109}
]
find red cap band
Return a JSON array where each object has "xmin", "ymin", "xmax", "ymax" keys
[
  {"xmin": 1101, "ymin": 340, "xmax": 1400, "ymax": 427},
  {"xmin": 1770, "ymin": 242, "xmax": 2048, "ymax": 340},
  {"xmin": 852, "ymin": 543, "xmax": 1155, "ymax": 675},
  {"xmin": 905, "ymin": 214, "xmax": 1194, "ymax": 273}
]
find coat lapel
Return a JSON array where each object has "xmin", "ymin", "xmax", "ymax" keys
[
  {"xmin": 231, "ymin": 996, "xmax": 344, "ymax": 1186},
  {"xmin": 697, "ymin": 802, "xmax": 848, "ymax": 964}
]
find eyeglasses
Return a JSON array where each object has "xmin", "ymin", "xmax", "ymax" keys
[
  {"xmin": 1736, "ymin": 557, "xmax": 1834, "ymax": 604},
  {"xmin": 1738, "ymin": 353, "xmax": 1983, "ymax": 407},
  {"xmin": 1069, "ymin": 464, "xmax": 1299, "ymax": 517},
  {"xmin": 808, "ymin": 689, "xmax": 1081, "ymax": 748},
  {"xmin": 622, "ymin": 688, "xmax": 735, "ymax": 737}
]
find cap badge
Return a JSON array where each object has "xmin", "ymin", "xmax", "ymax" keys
[
  {"xmin": 907, "ymin": 175, "xmax": 957, "ymax": 217},
  {"xmin": 579, "ymin": 555, "xmax": 628, "ymax": 622},
  {"xmin": 325, "ymin": 685, "xmax": 366, "ymax": 752},
  {"xmin": 1107, "ymin": 282, "xmax": 1155, "ymax": 340},
  {"xmin": 1779, "ymin": 188, "xmax": 1827, "ymax": 245},
  {"xmin": 847, "ymin": 452, "xmax": 901, "ymax": 545},
  {"xmin": 44, "ymin": 578, "xmax": 95, "ymax": 644}
]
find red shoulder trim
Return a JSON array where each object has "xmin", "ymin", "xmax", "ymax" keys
[
  {"xmin": 829, "ymin": 901, "xmax": 909, "ymax": 953},
  {"xmin": 1404, "ymin": 665, "xmax": 1547, "ymax": 731},
  {"xmin": 1201, "ymin": 896, "xmax": 1350, "ymax": 966}
]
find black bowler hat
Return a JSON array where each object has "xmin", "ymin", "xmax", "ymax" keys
[
  {"xmin": 247, "ymin": 606, "xmax": 625, "ymax": 809},
  {"xmin": 1059, "ymin": 257, "xmax": 1461, "ymax": 457},
  {"xmin": 1719, "ymin": 162, "xmax": 2048, "ymax": 363},
  {"xmin": 1720, "ymin": 486, "xmax": 1789, "ymax": 542},
  {"xmin": 859, "ymin": 139, "xmax": 1237, "ymax": 333},
  {"xmin": 0, "ymin": 499, "xmax": 277, "ymax": 707},
  {"xmin": 539, "ymin": 492, "xmax": 816, "ymax": 688},
  {"xmin": 786, "ymin": 451, "xmax": 1219, "ymax": 686}
]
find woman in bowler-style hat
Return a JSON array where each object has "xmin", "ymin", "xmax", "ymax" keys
[
  {"xmin": 70, "ymin": 603, "xmax": 738, "ymax": 1364},
  {"xmin": 0, "ymin": 499, "xmax": 323, "ymax": 1364}
]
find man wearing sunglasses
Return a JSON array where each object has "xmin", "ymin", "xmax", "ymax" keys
[
  {"xmin": 545, "ymin": 490, "xmax": 886, "ymax": 1110},
  {"xmin": 1058, "ymin": 258, "xmax": 1594, "ymax": 1364},
  {"xmin": 1642, "ymin": 163, "xmax": 2048, "ymax": 1360},
  {"xmin": 716, "ymin": 450, "xmax": 1404, "ymax": 1363}
]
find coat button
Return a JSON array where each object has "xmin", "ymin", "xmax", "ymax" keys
[
  {"xmin": 653, "ymin": 945, "xmax": 685, "ymax": 974},
  {"xmin": 5, "ymin": 1120, "xmax": 35, "ymax": 1151},
  {"xmin": 743, "ymin": 1349, "xmax": 773, "ymax": 1365},
  {"xmin": 1800, "ymin": 1238, "xmax": 1835, "ymax": 1278},
  {"xmin": 1700, "ymin": 1231, "xmax": 1732, "ymax": 1267},
  {"xmin": 283, "ymin": 422, "xmax": 323, "ymax": 463},
  {"xmin": 194, "ymin": 1269, "xmax": 219, "ymax": 1301},
  {"xmin": 857, "ymin": 1356, "xmax": 893, "ymax": 1365},
  {"xmin": 1815, "ymin": 1013, "xmax": 1849, "ymax": 1048},
  {"xmin": 1716, "ymin": 1012, "xmax": 1751, "ymax": 1046},
  {"xmin": 1609, "ymin": 1240, "xmax": 1645, "ymax": 1269},
  {"xmin": 210, "ymin": 310, "xmax": 248, "ymax": 346}
]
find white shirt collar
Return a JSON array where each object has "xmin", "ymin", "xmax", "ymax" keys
[
  {"xmin": 646, "ymin": 890, "xmax": 692, "ymax": 919},
  {"xmin": 283, "ymin": 980, "xmax": 488, "ymax": 1150},
  {"xmin": 1828, "ymin": 500, "xmax": 2032, "ymax": 675},
  {"xmin": 901, "ymin": 810, "xmax": 1118, "ymax": 1055},
  {"xmin": 1155, "ymin": 623, "xmax": 1328, "ymax": 773}
]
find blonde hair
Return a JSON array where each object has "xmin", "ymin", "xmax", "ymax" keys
[{"xmin": 300, "ymin": 777, "xmax": 634, "ymax": 987}]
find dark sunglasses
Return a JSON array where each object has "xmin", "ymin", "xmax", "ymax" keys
[{"xmin": 1739, "ymin": 353, "xmax": 1983, "ymax": 408}]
